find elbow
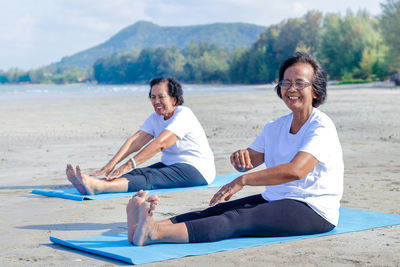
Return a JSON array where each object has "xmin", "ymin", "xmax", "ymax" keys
[
  {"xmin": 153, "ymin": 139, "xmax": 168, "ymax": 151},
  {"xmin": 290, "ymin": 174, "xmax": 303, "ymax": 181},
  {"xmin": 154, "ymin": 135, "xmax": 176, "ymax": 151},
  {"xmin": 286, "ymin": 164, "xmax": 308, "ymax": 180},
  {"xmin": 127, "ymin": 137, "xmax": 140, "ymax": 152}
]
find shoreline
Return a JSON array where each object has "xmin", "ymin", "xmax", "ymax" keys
[
  {"xmin": 1, "ymin": 81, "xmax": 398, "ymax": 105},
  {"xmin": 0, "ymin": 86, "xmax": 399, "ymax": 266}
]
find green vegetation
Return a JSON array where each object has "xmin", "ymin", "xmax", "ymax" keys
[
  {"xmin": 0, "ymin": 65, "xmax": 90, "ymax": 84},
  {"xmin": 380, "ymin": 0, "xmax": 400, "ymax": 85},
  {"xmin": 334, "ymin": 75, "xmax": 380, "ymax": 85},
  {"xmin": 317, "ymin": 10, "xmax": 388, "ymax": 81},
  {"xmin": 1, "ymin": 0, "xmax": 399, "ymax": 85},
  {"xmin": 93, "ymin": 43, "xmax": 230, "ymax": 84},
  {"xmin": 230, "ymin": 11, "xmax": 323, "ymax": 83}
]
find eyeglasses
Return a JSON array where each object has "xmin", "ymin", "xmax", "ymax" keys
[{"xmin": 278, "ymin": 80, "xmax": 312, "ymax": 90}]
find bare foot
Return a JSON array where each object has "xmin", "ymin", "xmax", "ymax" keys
[
  {"xmin": 127, "ymin": 190, "xmax": 148, "ymax": 243},
  {"xmin": 132, "ymin": 197, "xmax": 159, "ymax": 246},
  {"xmin": 66, "ymin": 164, "xmax": 87, "ymax": 195},
  {"xmin": 75, "ymin": 165, "xmax": 99, "ymax": 195},
  {"xmin": 127, "ymin": 191, "xmax": 159, "ymax": 243}
]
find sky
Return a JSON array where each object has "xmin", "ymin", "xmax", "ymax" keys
[{"xmin": 0, "ymin": 0, "xmax": 383, "ymax": 71}]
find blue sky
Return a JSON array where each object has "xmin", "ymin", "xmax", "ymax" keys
[{"xmin": 0, "ymin": 0, "xmax": 383, "ymax": 71}]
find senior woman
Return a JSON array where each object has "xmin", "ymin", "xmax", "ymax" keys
[
  {"xmin": 127, "ymin": 52, "xmax": 343, "ymax": 246},
  {"xmin": 66, "ymin": 77, "xmax": 215, "ymax": 195}
]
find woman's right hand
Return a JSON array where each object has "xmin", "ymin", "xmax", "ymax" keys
[
  {"xmin": 209, "ymin": 176, "xmax": 245, "ymax": 206},
  {"xmin": 106, "ymin": 161, "xmax": 132, "ymax": 180},
  {"xmin": 230, "ymin": 149, "xmax": 253, "ymax": 172},
  {"xmin": 90, "ymin": 163, "xmax": 115, "ymax": 177}
]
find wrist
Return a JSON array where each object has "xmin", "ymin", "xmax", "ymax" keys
[
  {"xmin": 236, "ymin": 175, "xmax": 246, "ymax": 186},
  {"xmin": 108, "ymin": 160, "xmax": 117, "ymax": 167}
]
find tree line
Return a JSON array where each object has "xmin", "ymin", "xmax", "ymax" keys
[{"xmin": 1, "ymin": 0, "xmax": 399, "ymax": 85}]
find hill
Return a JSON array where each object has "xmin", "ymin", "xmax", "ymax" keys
[{"xmin": 56, "ymin": 21, "xmax": 266, "ymax": 67}]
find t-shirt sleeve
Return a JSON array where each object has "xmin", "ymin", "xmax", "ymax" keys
[
  {"xmin": 165, "ymin": 109, "xmax": 192, "ymax": 139},
  {"xmin": 139, "ymin": 113, "xmax": 156, "ymax": 136},
  {"xmin": 248, "ymin": 124, "xmax": 268, "ymax": 153},
  {"xmin": 300, "ymin": 120, "xmax": 334, "ymax": 164}
]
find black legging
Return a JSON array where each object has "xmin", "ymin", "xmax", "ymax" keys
[
  {"xmin": 122, "ymin": 162, "xmax": 207, "ymax": 192},
  {"xmin": 170, "ymin": 194, "xmax": 335, "ymax": 243}
]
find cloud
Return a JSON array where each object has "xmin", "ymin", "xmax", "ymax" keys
[{"xmin": 0, "ymin": 0, "xmax": 383, "ymax": 70}]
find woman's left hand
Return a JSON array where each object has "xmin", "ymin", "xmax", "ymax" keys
[
  {"xmin": 106, "ymin": 162, "xmax": 131, "ymax": 180},
  {"xmin": 209, "ymin": 176, "xmax": 245, "ymax": 206}
]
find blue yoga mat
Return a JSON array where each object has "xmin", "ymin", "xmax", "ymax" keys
[
  {"xmin": 32, "ymin": 173, "xmax": 240, "ymax": 201},
  {"xmin": 50, "ymin": 207, "xmax": 400, "ymax": 265}
]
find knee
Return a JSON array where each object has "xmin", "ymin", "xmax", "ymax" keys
[
  {"xmin": 127, "ymin": 177, "xmax": 149, "ymax": 192},
  {"xmin": 205, "ymin": 214, "xmax": 236, "ymax": 242}
]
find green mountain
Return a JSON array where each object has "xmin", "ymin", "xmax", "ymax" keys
[{"xmin": 56, "ymin": 21, "xmax": 266, "ymax": 67}]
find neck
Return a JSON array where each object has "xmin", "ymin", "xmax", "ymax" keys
[
  {"xmin": 163, "ymin": 107, "xmax": 177, "ymax": 120},
  {"xmin": 290, "ymin": 107, "xmax": 313, "ymax": 134}
]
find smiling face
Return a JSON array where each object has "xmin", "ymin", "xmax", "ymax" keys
[
  {"xmin": 281, "ymin": 63, "xmax": 316, "ymax": 114},
  {"xmin": 150, "ymin": 82, "xmax": 177, "ymax": 120}
]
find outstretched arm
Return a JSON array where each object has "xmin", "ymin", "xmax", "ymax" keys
[
  {"xmin": 90, "ymin": 130, "xmax": 154, "ymax": 177},
  {"xmin": 210, "ymin": 151, "xmax": 318, "ymax": 206},
  {"xmin": 106, "ymin": 129, "xmax": 179, "ymax": 179}
]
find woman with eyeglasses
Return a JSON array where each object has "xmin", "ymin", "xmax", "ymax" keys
[{"xmin": 128, "ymin": 52, "xmax": 343, "ymax": 246}]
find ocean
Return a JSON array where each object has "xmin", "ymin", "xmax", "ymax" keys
[{"xmin": 0, "ymin": 83, "xmax": 273, "ymax": 102}]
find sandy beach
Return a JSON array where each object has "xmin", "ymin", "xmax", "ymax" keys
[{"xmin": 0, "ymin": 84, "xmax": 399, "ymax": 266}]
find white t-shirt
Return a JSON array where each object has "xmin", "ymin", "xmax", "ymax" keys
[
  {"xmin": 249, "ymin": 108, "xmax": 343, "ymax": 226},
  {"xmin": 139, "ymin": 106, "xmax": 216, "ymax": 184}
]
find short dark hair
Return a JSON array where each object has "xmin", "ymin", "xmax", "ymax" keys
[
  {"xmin": 149, "ymin": 77, "xmax": 184, "ymax": 106},
  {"xmin": 275, "ymin": 52, "xmax": 327, "ymax": 107}
]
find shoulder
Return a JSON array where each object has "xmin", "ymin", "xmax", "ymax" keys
[
  {"xmin": 258, "ymin": 113, "xmax": 291, "ymax": 136},
  {"xmin": 146, "ymin": 112, "xmax": 159, "ymax": 122},
  {"xmin": 305, "ymin": 110, "xmax": 340, "ymax": 144},
  {"xmin": 309, "ymin": 109, "xmax": 336, "ymax": 130},
  {"xmin": 175, "ymin": 106, "xmax": 191, "ymax": 114},
  {"xmin": 266, "ymin": 113, "xmax": 292, "ymax": 129},
  {"xmin": 173, "ymin": 106, "xmax": 195, "ymax": 119}
]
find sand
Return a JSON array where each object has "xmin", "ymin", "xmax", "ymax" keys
[{"xmin": 0, "ymin": 84, "xmax": 399, "ymax": 266}]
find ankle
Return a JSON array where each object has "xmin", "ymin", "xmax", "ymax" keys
[
  {"xmin": 91, "ymin": 178, "xmax": 105, "ymax": 194},
  {"xmin": 148, "ymin": 222, "xmax": 160, "ymax": 242}
]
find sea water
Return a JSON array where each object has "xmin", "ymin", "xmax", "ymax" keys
[{"xmin": 0, "ymin": 83, "xmax": 273, "ymax": 102}]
